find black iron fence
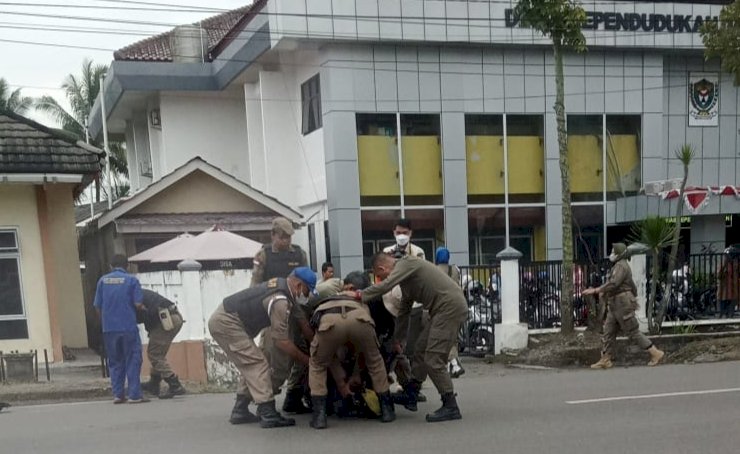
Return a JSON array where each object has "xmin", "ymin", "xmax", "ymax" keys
[
  {"xmin": 457, "ymin": 265, "xmax": 501, "ymax": 355},
  {"xmin": 647, "ymin": 252, "xmax": 739, "ymax": 321},
  {"xmin": 519, "ymin": 259, "xmax": 610, "ymax": 329}
]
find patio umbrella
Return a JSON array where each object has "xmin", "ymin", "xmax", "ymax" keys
[
  {"xmin": 129, "ymin": 233, "xmax": 195, "ymax": 262},
  {"xmin": 150, "ymin": 226, "xmax": 262, "ymax": 263}
]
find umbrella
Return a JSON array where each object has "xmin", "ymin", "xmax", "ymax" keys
[
  {"xmin": 150, "ymin": 226, "xmax": 263, "ymax": 263},
  {"xmin": 129, "ymin": 233, "xmax": 195, "ymax": 262}
]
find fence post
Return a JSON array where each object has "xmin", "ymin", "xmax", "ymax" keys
[
  {"xmin": 494, "ymin": 247, "xmax": 528, "ymax": 354},
  {"xmin": 630, "ymin": 252, "xmax": 649, "ymax": 333}
]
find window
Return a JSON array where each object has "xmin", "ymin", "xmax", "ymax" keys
[
  {"xmin": 0, "ymin": 230, "xmax": 29, "ymax": 340},
  {"xmin": 301, "ymin": 74, "xmax": 322, "ymax": 135}
]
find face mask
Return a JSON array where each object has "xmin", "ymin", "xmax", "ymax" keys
[
  {"xmin": 609, "ymin": 253, "xmax": 618, "ymax": 263},
  {"xmin": 296, "ymin": 294, "xmax": 309, "ymax": 305},
  {"xmin": 395, "ymin": 234, "xmax": 410, "ymax": 247}
]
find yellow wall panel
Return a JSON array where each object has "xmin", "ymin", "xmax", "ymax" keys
[
  {"xmin": 357, "ymin": 135, "xmax": 400, "ymax": 197},
  {"xmin": 568, "ymin": 135, "xmax": 602, "ymax": 193},
  {"xmin": 534, "ymin": 225, "xmax": 547, "ymax": 261},
  {"xmin": 507, "ymin": 136, "xmax": 544, "ymax": 195},
  {"xmin": 606, "ymin": 134, "xmax": 640, "ymax": 193},
  {"xmin": 401, "ymin": 136, "xmax": 442, "ymax": 196},
  {"xmin": 466, "ymin": 136, "xmax": 504, "ymax": 195}
]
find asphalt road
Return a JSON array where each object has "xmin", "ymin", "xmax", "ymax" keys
[{"xmin": 2, "ymin": 361, "xmax": 739, "ymax": 454}]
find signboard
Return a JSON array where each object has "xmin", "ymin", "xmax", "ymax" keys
[{"xmin": 688, "ymin": 73, "xmax": 720, "ymax": 127}]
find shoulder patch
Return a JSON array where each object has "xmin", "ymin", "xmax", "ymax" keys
[{"xmin": 267, "ymin": 278, "xmax": 278, "ymax": 288}]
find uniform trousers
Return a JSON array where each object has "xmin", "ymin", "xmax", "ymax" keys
[
  {"xmin": 208, "ymin": 304, "xmax": 273, "ymax": 404},
  {"xmin": 103, "ymin": 330, "xmax": 143, "ymax": 400},
  {"xmin": 602, "ymin": 292, "xmax": 652, "ymax": 357},
  {"xmin": 309, "ymin": 312, "xmax": 389, "ymax": 396},
  {"xmin": 147, "ymin": 313, "xmax": 183, "ymax": 378},
  {"xmin": 410, "ymin": 310, "xmax": 467, "ymax": 395}
]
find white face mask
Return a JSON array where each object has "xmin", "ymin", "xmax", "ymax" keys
[
  {"xmin": 395, "ymin": 234, "xmax": 410, "ymax": 247},
  {"xmin": 609, "ymin": 253, "xmax": 618, "ymax": 263},
  {"xmin": 296, "ymin": 294, "xmax": 309, "ymax": 306}
]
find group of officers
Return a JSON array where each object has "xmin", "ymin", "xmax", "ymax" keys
[{"xmin": 207, "ymin": 217, "xmax": 468, "ymax": 429}]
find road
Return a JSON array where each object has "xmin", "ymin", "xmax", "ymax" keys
[{"xmin": 2, "ymin": 361, "xmax": 739, "ymax": 454}]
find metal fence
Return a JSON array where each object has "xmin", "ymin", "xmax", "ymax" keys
[
  {"xmin": 457, "ymin": 265, "xmax": 501, "ymax": 355},
  {"xmin": 647, "ymin": 252, "xmax": 739, "ymax": 321},
  {"xmin": 519, "ymin": 259, "xmax": 610, "ymax": 329}
]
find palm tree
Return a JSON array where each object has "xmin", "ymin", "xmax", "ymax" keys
[
  {"xmin": 514, "ymin": 0, "xmax": 587, "ymax": 334},
  {"xmin": 630, "ymin": 217, "xmax": 678, "ymax": 334},
  {"xmin": 657, "ymin": 144, "xmax": 696, "ymax": 328},
  {"xmin": 0, "ymin": 78, "xmax": 33, "ymax": 115},
  {"xmin": 35, "ymin": 59, "xmax": 128, "ymax": 201}
]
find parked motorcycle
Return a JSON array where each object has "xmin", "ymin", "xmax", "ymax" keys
[{"xmin": 459, "ymin": 276, "xmax": 495, "ymax": 353}]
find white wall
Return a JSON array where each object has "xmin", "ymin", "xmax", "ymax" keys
[
  {"xmin": 137, "ymin": 269, "xmax": 251, "ymax": 343},
  {"xmin": 159, "ymin": 91, "xmax": 250, "ymax": 182}
]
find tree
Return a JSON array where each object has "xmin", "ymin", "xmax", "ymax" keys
[
  {"xmin": 630, "ymin": 217, "xmax": 678, "ymax": 334},
  {"xmin": 701, "ymin": 1, "xmax": 740, "ymax": 85},
  {"xmin": 35, "ymin": 59, "xmax": 128, "ymax": 201},
  {"xmin": 656, "ymin": 144, "xmax": 695, "ymax": 329},
  {"xmin": 0, "ymin": 78, "xmax": 33, "ymax": 115},
  {"xmin": 514, "ymin": 0, "xmax": 587, "ymax": 334}
]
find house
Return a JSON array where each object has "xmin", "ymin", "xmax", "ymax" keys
[
  {"xmin": 77, "ymin": 156, "xmax": 303, "ymax": 350},
  {"xmin": 88, "ymin": 0, "xmax": 740, "ymax": 275},
  {"xmin": 0, "ymin": 111, "xmax": 102, "ymax": 362}
]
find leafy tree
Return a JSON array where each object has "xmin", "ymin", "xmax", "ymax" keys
[
  {"xmin": 630, "ymin": 217, "xmax": 678, "ymax": 334},
  {"xmin": 35, "ymin": 59, "xmax": 128, "ymax": 201},
  {"xmin": 701, "ymin": 1, "xmax": 740, "ymax": 85},
  {"xmin": 514, "ymin": 0, "xmax": 587, "ymax": 334},
  {"xmin": 0, "ymin": 78, "xmax": 33, "ymax": 115}
]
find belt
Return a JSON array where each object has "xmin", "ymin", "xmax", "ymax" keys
[{"xmin": 320, "ymin": 306, "xmax": 357, "ymax": 316}]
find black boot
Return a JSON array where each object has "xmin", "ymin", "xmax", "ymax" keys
[
  {"xmin": 159, "ymin": 375, "xmax": 186, "ymax": 399},
  {"xmin": 310, "ymin": 396, "xmax": 328, "ymax": 429},
  {"xmin": 401, "ymin": 380, "xmax": 421, "ymax": 412},
  {"xmin": 282, "ymin": 388, "xmax": 311, "ymax": 414},
  {"xmin": 378, "ymin": 392, "xmax": 396, "ymax": 423},
  {"xmin": 425, "ymin": 392, "xmax": 462, "ymax": 423},
  {"xmin": 257, "ymin": 400, "xmax": 296, "ymax": 428},
  {"xmin": 229, "ymin": 394, "xmax": 258, "ymax": 424},
  {"xmin": 141, "ymin": 373, "xmax": 161, "ymax": 396}
]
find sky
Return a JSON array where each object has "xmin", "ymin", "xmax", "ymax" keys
[{"xmin": 0, "ymin": 0, "xmax": 251, "ymax": 126}]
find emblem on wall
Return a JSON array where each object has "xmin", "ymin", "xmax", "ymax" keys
[{"xmin": 688, "ymin": 73, "xmax": 719, "ymax": 127}]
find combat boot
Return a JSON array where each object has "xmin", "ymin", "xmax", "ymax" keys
[
  {"xmin": 257, "ymin": 400, "xmax": 296, "ymax": 428},
  {"xmin": 590, "ymin": 354, "xmax": 613, "ymax": 369},
  {"xmin": 309, "ymin": 396, "xmax": 327, "ymax": 429},
  {"xmin": 647, "ymin": 345, "xmax": 665, "ymax": 366},
  {"xmin": 425, "ymin": 392, "xmax": 462, "ymax": 423},
  {"xmin": 229, "ymin": 394, "xmax": 258, "ymax": 424},
  {"xmin": 159, "ymin": 375, "xmax": 186, "ymax": 399},
  {"xmin": 282, "ymin": 388, "xmax": 311, "ymax": 414},
  {"xmin": 401, "ymin": 380, "xmax": 421, "ymax": 412},
  {"xmin": 378, "ymin": 392, "xmax": 396, "ymax": 423},
  {"xmin": 141, "ymin": 373, "xmax": 161, "ymax": 396}
]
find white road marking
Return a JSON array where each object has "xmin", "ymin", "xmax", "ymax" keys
[
  {"xmin": 566, "ymin": 387, "xmax": 740, "ymax": 405},
  {"xmin": 9, "ymin": 399, "xmax": 110, "ymax": 410}
]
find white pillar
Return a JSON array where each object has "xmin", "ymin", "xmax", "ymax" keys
[
  {"xmin": 629, "ymin": 253, "xmax": 649, "ymax": 333},
  {"xmin": 494, "ymin": 247, "xmax": 529, "ymax": 354},
  {"xmin": 177, "ymin": 260, "xmax": 204, "ymax": 341}
]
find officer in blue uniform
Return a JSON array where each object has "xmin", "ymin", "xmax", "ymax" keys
[{"xmin": 93, "ymin": 254, "xmax": 147, "ymax": 404}]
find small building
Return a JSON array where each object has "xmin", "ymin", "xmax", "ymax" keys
[{"xmin": 0, "ymin": 111, "xmax": 102, "ymax": 361}]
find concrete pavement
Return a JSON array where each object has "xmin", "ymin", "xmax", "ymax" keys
[{"xmin": 1, "ymin": 361, "xmax": 738, "ymax": 454}]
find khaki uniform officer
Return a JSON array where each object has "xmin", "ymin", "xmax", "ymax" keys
[
  {"xmin": 251, "ymin": 217, "xmax": 312, "ymax": 414},
  {"xmin": 208, "ymin": 269, "xmax": 316, "ymax": 429},
  {"xmin": 360, "ymin": 254, "xmax": 468, "ymax": 423},
  {"xmin": 308, "ymin": 271, "xmax": 395, "ymax": 429},
  {"xmin": 139, "ymin": 289, "xmax": 186, "ymax": 399},
  {"xmin": 584, "ymin": 243, "xmax": 665, "ymax": 369}
]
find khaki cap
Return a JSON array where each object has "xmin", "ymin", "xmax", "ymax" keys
[{"xmin": 272, "ymin": 217, "xmax": 294, "ymax": 236}]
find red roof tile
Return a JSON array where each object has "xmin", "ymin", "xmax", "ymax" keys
[{"xmin": 114, "ymin": 2, "xmax": 262, "ymax": 62}]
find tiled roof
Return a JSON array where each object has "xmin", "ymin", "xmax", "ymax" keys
[
  {"xmin": 115, "ymin": 212, "xmax": 277, "ymax": 228},
  {"xmin": 114, "ymin": 2, "xmax": 264, "ymax": 62},
  {"xmin": 0, "ymin": 111, "xmax": 102, "ymax": 175}
]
